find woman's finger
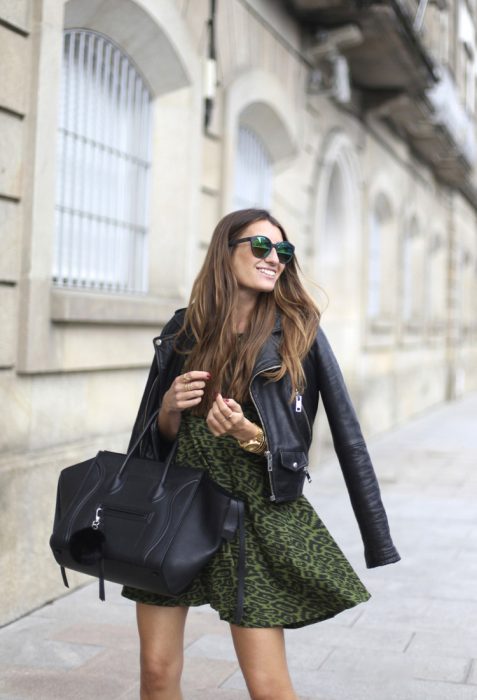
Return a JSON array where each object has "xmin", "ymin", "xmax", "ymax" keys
[
  {"xmin": 178, "ymin": 380, "xmax": 206, "ymax": 394},
  {"xmin": 206, "ymin": 411, "xmax": 227, "ymax": 437},
  {"xmin": 219, "ymin": 396, "xmax": 242, "ymax": 414},
  {"xmin": 215, "ymin": 393, "xmax": 239, "ymax": 418},
  {"xmin": 181, "ymin": 370, "xmax": 211, "ymax": 384}
]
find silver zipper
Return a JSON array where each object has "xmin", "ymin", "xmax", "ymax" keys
[
  {"xmin": 91, "ymin": 507, "xmax": 103, "ymax": 530},
  {"xmin": 249, "ymin": 364, "xmax": 280, "ymax": 503},
  {"xmin": 295, "ymin": 390, "xmax": 312, "ymax": 440},
  {"xmin": 65, "ymin": 469, "xmax": 103, "ymax": 540},
  {"xmin": 101, "ymin": 504, "xmax": 150, "ymax": 521},
  {"xmin": 265, "ymin": 450, "xmax": 276, "ymax": 502}
]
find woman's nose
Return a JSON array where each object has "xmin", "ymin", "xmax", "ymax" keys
[{"xmin": 265, "ymin": 246, "xmax": 280, "ymax": 264}]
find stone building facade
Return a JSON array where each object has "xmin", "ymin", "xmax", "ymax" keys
[{"xmin": 1, "ymin": 0, "xmax": 476, "ymax": 624}]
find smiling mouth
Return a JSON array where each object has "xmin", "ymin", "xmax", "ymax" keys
[{"xmin": 256, "ymin": 267, "xmax": 277, "ymax": 278}]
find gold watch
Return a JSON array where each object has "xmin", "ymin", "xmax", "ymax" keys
[{"xmin": 238, "ymin": 426, "xmax": 266, "ymax": 454}]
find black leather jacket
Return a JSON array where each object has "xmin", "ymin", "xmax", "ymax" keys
[{"xmin": 128, "ymin": 308, "xmax": 400, "ymax": 569}]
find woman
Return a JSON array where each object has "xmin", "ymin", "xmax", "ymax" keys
[{"xmin": 123, "ymin": 208, "xmax": 400, "ymax": 700}]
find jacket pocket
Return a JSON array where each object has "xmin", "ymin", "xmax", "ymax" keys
[
  {"xmin": 274, "ymin": 450, "xmax": 308, "ymax": 502},
  {"xmin": 279, "ymin": 451, "xmax": 308, "ymax": 471}
]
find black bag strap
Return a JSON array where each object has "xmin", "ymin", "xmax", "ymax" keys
[
  {"xmin": 234, "ymin": 500, "xmax": 246, "ymax": 625},
  {"xmin": 118, "ymin": 408, "xmax": 160, "ymax": 477},
  {"xmin": 115, "ymin": 409, "xmax": 178, "ymax": 492}
]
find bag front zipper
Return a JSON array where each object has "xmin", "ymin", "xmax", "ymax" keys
[{"xmin": 92, "ymin": 504, "xmax": 151, "ymax": 530}]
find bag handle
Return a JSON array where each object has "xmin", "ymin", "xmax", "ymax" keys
[
  {"xmin": 118, "ymin": 408, "xmax": 160, "ymax": 476},
  {"xmin": 114, "ymin": 409, "xmax": 178, "ymax": 493}
]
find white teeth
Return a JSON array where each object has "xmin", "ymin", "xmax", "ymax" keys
[{"xmin": 257, "ymin": 268, "xmax": 276, "ymax": 278}]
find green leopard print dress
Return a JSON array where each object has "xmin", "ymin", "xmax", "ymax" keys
[{"xmin": 122, "ymin": 404, "xmax": 370, "ymax": 628}]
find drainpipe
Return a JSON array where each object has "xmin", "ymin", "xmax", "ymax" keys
[{"xmin": 204, "ymin": 0, "xmax": 217, "ymax": 132}]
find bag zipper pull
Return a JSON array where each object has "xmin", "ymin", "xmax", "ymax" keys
[
  {"xmin": 304, "ymin": 467, "xmax": 312, "ymax": 484},
  {"xmin": 91, "ymin": 506, "xmax": 103, "ymax": 530},
  {"xmin": 295, "ymin": 392, "xmax": 302, "ymax": 413}
]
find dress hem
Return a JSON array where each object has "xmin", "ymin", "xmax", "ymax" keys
[{"xmin": 121, "ymin": 588, "xmax": 371, "ymax": 629}]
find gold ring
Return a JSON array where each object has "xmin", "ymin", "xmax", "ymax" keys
[
  {"xmin": 183, "ymin": 374, "xmax": 190, "ymax": 384},
  {"xmin": 185, "ymin": 382, "xmax": 193, "ymax": 392}
]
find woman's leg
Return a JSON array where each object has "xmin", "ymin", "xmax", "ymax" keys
[
  {"xmin": 230, "ymin": 624, "xmax": 299, "ymax": 700},
  {"xmin": 136, "ymin": 603, "xmax": 189, "ymax": 700}
]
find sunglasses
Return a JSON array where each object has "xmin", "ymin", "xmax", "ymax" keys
[{"xmin": 229, "ymin": 235, "xmax": 295, "ymax": 264}]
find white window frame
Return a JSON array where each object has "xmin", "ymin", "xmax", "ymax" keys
[
  {"xmin": 53, "ymin": 29, "xmax": 152, "ymax": 294},
  {"xmin": 233, "ymin": 125, "xmax": 272, "ymax": 210}
]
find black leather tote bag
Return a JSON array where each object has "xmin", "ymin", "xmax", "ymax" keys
[{"xmin": 50, "ymin": 409, "xmax": 245, "ymax": 623}]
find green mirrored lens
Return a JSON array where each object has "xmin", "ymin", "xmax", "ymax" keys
[
  {"xmin": 276, "ymin": 242, "xmax": 294, "ymax": 263},
  {"xmin": 250, "ymin": 237, "xmax": 272, "ymax": 258}
]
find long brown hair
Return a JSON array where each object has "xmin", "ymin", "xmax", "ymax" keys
[{"xmin": 180, "ymin": 209, "xmax": 321, "ymax": 415}]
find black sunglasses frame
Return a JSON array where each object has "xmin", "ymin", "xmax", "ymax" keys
[{"xmin": 229, "ymin": 235, "xmax": 295, "ymax": 264}]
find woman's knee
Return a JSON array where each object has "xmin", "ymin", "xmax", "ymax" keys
[
  {"xmin": 136, "ymin": 604, "xmax": 188, "ymax": 695},
  {"xmin": 140, "ymin": 651, "xmax": 183, "ymax": 693}
]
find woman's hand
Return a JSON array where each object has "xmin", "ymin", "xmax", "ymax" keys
[
  {"xmin": 206, "ymin": 394, "xmax": 259, "ymax": 442},
  {"xmin": 159, "ymin": 371, "xmax": 210, "ymax": 440},
  {"xmin": 162, "ymin": 371, "xmax": 211, "ymax": 413}
]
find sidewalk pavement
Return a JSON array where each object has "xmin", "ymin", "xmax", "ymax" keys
[{"xmin": 1, "ymin": 393, "xmax": 477, "ymax": 700}]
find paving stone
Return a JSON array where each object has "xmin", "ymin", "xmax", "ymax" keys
[
  {"xmin": 0, "ymin": 618, "xmax": 102, "ymax": 669},
  {"xmin": 319, "ymin": 646, "xmax": 470, "ymax": 683},
  {"xmin": 116, "ymin": 682, "xmax": 141, "ymax": 699},
  {"xmin": 183, "ymin": 656, "xmax": 239, "ymax": 691},
  {"xmin": 224, "ymin": 669, "xmax": 477, "ymax": 700},
  {"xmin": 67, "ymin": 647, "xmax": 139, "ymax": 685},
  {"xmin": 0, "ymin": 667, "xmax": 128, "ymax": 700},
  {"xmin": 51, "ymin": 623, "xmax": 138, "ymax": 651},
  {"xmin": 184, "ymin": 607, "xmax": 231, "ymax": 646},
  {"xmin": 408, "ymin": 629, "xmax": 477, "ymax": 658},
  {"xmin": 357, "ymin": 595, "xmax": 477, "ymax": 632},
  {"xmin": 284, "ymin": 619, "xmax": 414, "ymax": 653},
  {"xmin": 283, "ymin": 637, "xmax": 334, "ymax": 671},
  {"xmin": 185, "ymin": 689, "xmax": 250, "ymax": 699},
  {"xmin": 185, "ymin": 633, "xmax": 238, "ymax": 662},
  {"xmin": 467, "ymin": 659, "xmax": 477, "ymax": 684}
]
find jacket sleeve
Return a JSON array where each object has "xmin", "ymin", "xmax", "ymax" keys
[{"xmin": 315, "ymin": 327, "xmax": 400, "ymax": 568}]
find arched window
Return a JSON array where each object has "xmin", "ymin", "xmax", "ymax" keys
[
  {"xmin": 233, "ymin": 126, "xmax": 272, "ymax": 210},
  {"xmin": 461, "ymin": 249, "xmax": 474, "ymax": 336},
  {"xmin": 322, "ymin": 164, "xmax": 346, "ymax": 268},
  {"xmin": 314, "ymin": 134, "xmax": 361, "ymax": 312},
  {"xmin": 53, "ymin": 29, "xmax": 152, "ymax": 293},
  {"xmin": 402, "ymin": 217, "xmax": 425, "ymax": 328},
  {"xmin": 367, "ymin": 194, "xmax": 395, "ymax": 321},
  {"xmin": 426, "ymin": 232, "xmax": 446, "ymax": 333}
]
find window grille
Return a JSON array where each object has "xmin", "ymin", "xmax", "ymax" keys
[
  {"xmin": 233, "ymin": 126, "xmax": 272, "ymax": 210},
  {"xmin": 53, "ymin": 29, "xmax": 152, "ymax": 293}
]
